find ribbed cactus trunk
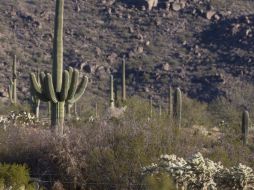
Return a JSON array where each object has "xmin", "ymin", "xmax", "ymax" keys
[
  {"xmin": 122, "ymin": 58, "xmax": 126, "ymax": 102},
  {"xmin": 242, "ymin": 110, "xmax": 249, "ymax": 146},
  {"xmin": 174, "ymin": 88, "xmax": 182, "ymax": 128},
  {"xmin": 110, "ymin": 75, "xmax": 115, "ymax": 108},
  {"xmin": 52, "ymin": 0, "xmax": 64, "ymax": 133},
  {"xmin": 168, "ymin": 86, "xmax": 173, "ymax": 119}
]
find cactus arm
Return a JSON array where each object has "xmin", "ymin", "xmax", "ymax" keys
[
  {"xmin": 68, "ymin": 67, "xmax": 73, "ymax": 87},
  {"xmin": 67, "ymin": 69, "xmax": 79, "ymax": 100},
  {"xmin": 45, "ymin": 74, "xmax": 58, "ymax": 103},
  {"xmin": 30, "ymin": 73, "xmax": 42, "ymax": 94},
  {"xmin": 68, "ymin": 76, "xmax": 88, "ymax": 104},
  {"xmin": 59, "ymin": 70, "xmax": 70, "ymax": 101}
]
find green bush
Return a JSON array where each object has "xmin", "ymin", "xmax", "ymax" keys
[
  {"xmin": 143, "ymin": 173, "xmax": 176, "ymax": 190},
  {"xmin": 0, "ymin": 163, "xmax": 35, "ymax": 190}
]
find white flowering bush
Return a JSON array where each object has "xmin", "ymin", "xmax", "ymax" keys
[
  {"xmin": 142, "ymin": 153, "xmax": 254, "ymax": 190},
  {"xmin": 0, "ymin": 111, "xmax": 39, "ymax": 129}
]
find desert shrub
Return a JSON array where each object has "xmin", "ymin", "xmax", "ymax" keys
[
  {"xmin": 0, "ymin": 163, "xmax": 35, "ymax": 189},
  {"xmin": 143, "ymin": 173, "xmax": 176, "ymax": 190},
  {"xmin": 0, "ymin": 102, "xmax": 30, "ymax": 115},
  {"xmin": 182, "ymin": 95, "xmax": 211, "ymax": 128},
  {"xmin": 0, "ymin": 96, "xmax": 253, "ymax": 189},
  {"xmin": 208, "ymin": 97, "xmax": 241, "ymax": 129}
]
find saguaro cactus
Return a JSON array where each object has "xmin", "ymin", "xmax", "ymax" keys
[
  {"xmin": 168, "ymin": 86, "xmax": 173, "ymax": 119},
  {"xmin": 110, "ymin": 74, "xmax": 115, "ymax": 108},
  {"xmin": 122, "ymin": 57, "xmax": 126, "ymax": 102},
  {"xmin": 150, "ymin": 96, "xmax": 153, "ymax": 118},
  {"xmin": 159, "ymin": 104, "xmax": 162, "ymax": 117},
  {"xmin": 31, "ymin": 70, "xmax": 41, "ymax": 119},
  {"xmin": 174, "ymin": 88, "xmax": 182, "ymax": 128},
  {"xmin": 30, "ymin": 0, "xmax": 88, "ymax": 135},
  {"xmin": 242, "ymin": 110, "xmax": 249, "ymax": 145},
  {"xmin": 8, "ymin": 55, "xmax": 17, "ymax": 105}
]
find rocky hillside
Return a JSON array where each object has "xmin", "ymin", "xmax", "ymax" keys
[{"xmin": 0, "ymin": 0, "xmax": 254, "ymax": 106}]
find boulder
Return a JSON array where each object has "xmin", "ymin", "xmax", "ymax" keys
[
  {"xmin": 206, "ymin": 10, "xmax": 216, "ymax": 20},
  {"xmin": 172, "ymin": 2, "xmax": 182, "ymax": 11}
]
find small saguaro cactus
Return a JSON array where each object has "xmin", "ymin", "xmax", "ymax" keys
[
  {"xmin": 242, "ymin": 110, "xmax": 249, "ymax": 145},
  {"xmin": 95, "ymin": 102, "xmax": 98, "ymax": 118},
  {"xmin": 30, "ymin": 69, "xmax": 41, "ymax": 119},
  {"xmin": 8, "ymin": 55, "xmax": 17, "ymax": 105},
  {"xmin": 122, "ymin": 57, "xmax": 126, "ymax": 102},
  {"xmin": 159, "ymin": 104, "xmax": 162, "ymax": 117},
  {"xmin": 110, "ymin": 74, "xmax": 115, "ymax": 108},
  {"xmin": 174, "ymin": 87, "xmax": 182, "ymax": 128},
  {"xmin": 168, "ymin": 86, "xmax": 173, "ymax": 119},
  {"xmin": 30, "ymin": 0, "xmax": 88, "ymax": 135},
  {"xmin": 150, "ymin": 96, "xmax": 153, "ymax": 118}
]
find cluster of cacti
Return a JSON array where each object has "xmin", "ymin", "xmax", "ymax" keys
[
  {"xmin": 242, "ymin": 110, "xmax": 249, "ymax": 145},
  {"xmin": 168, "ymin": 87, "xmax": 182, "ymax": 128},
  {"xmin": 30, "ymin": 0, "xmax": 88, "ymax": 135},
  {"xmin": 142, "ymin": 152, "xmax": 254, "ymax": 189},
  {"xmin": 8, "ymin": 55, "xmax": 17, "ymax": 105}
]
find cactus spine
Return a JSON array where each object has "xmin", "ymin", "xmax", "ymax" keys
[
  {"xmin": 110, "ymin": 74, "xmax": 115, "ymax": 108},
  {"xmin": 8, "ymin": 55, "xmax": 17, "ymax": 105},
  {"xmin": 30, "ymin": 0, "xmax": 88, "ymax": 135},
  {"xmin": 122, "ymin": 57, "xmax": 126, "ymax": 102},
  {"xmin": 242, "ymin": 110, "xmax": 249, "ymax": 145},
  {"xmin": 168, "ymin": 86, "xmax": 173, "ymax": 119},
  {"xmin": 174, "ymin": 88, "xmax": 182, "ymax": 128}
]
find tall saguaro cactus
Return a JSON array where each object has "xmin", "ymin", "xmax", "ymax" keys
[
  {"xmin": 30, "ymin": 0, "xmax": 88, "ymax": 135},
  {"xmin": 174, "ymin": 88, "xmax": 182, "ymax": 128},
  {"xmin": 8, "ymin": 55, "xmax": 17, "ymax": 105},
  {"xmin": 122, "ymin": 57, "xmax": 126, "ymax": 102},
  {"xmin": 242, "ymin": 110, "xmax": 249, "ymax": 145},
  {"xmin": 110, "ymin": 74, "xmax": 115, "ymax": 108},
  {"xmin": 168, "ymin": 86, "xmax": 173, "ymax": 119}
]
